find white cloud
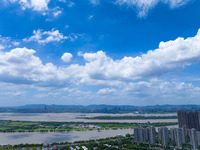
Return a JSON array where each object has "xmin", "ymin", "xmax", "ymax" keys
[
  {"xmin": 28, "ymin": 0, "xmax": 50, "ymax": 11},
  {"xmin": 58, "ymin": 0, "xmax": 66, "ymax": 2},
  {"xmin": 81, "ymin": 29, "xmax": 200, "ymax": 82},
  {"xmin": 12, "ymin": 42, "xmax": 20, "ymax": 46},
  {"xmin": 51, "ymin": 7, "xmax": 63, "ymax": 17},
  {"xmin": 61, "ymin": 52, "xmax": 73, "ymax": 63},
  {"xmin": 122, "ymin": 79, "xmax": 200, "ymax": 99},
  {"xmin": 23, "ymin": 29, "xmax": 81, "ymax": 44},
  {"xmin": 115, "ymin": 0, "xmax": 192, "ymax": 17},
  {"xmin": 0, "ymin": 35, "xmax": 11, "ymax": 50},
  {"xmin": 88, "ymin": 15, "xmax": 94, "ymax": 20},
  {"xmin": 90, "ymin": 0, "xmax": 100, "ymax": 5},
  {"xmin": 23, "ymin": 29, "xmax": 69, "ymax": 44},
  {"xmin": 77, "ymin": 51, "xmax": 83, "ymax": 56},
  {"xmin": 0, "ymin": 45, "xmax": 5, "ymax": 50},
  {"xmin": 2, "ymin": 29, "xmax": 200, "ymax": 89},
  {"xmin": 7, "ymin": 0, "xmax": 50, "ymax": 11},
  {"xmin": 65, "ymin": 25, "xmax": 70, "ymax": 29},
  {"xmin": 17, "ymin": 0, "xmax": 50, "ymax": 11},
  {"xmin": 53, "ymin": 10, "xmax": 62, "ymax": 17},
  {"xmin": 97, "ymin": 88, "xmax": 117, "ymax": 95},
  {"xmin": 68, "ymin": 1, "xmax": 75, "ymax": 7},
  {"xmin": 0, "ymin": 35, "xmax": 20, "ymax": 50},
  {"xmin": 0, "ymin": 47, "xmax": 73, "ymax": 87},
  {"xmin": 6, "ymin": 0, "xmax": 64, "ymax": 17}
]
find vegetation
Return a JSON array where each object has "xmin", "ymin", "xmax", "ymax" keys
[
  {"xmin": 79, "ymin": 115, "xmax": 177, "ymax": 120},
  {"xmin": 0, "ymin": 120, "xmax": 177, "ymax": 132}
]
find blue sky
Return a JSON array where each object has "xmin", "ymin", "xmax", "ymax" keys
[{"xmin": 0, "ymin": 0, "xmax": 200, "ymax": 106}]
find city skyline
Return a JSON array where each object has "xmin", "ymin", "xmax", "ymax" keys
[{"xmin": 1, "ymin": 0, "xmax": 200, "ymax": 106}]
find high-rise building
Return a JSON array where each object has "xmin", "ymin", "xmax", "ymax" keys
[
  {"xmin": 138, "ymin": 128, "xmax": 145, "ymax": 142},
  {"xmin": 158, "ymin": 127, "xmax": 169, "ymax": 147},
  {"xmin": 134, "ymin": 127, "xmax": 156, "ymax": 144},
  {"xmin": 134, "ymin": 128, "xmax": 140, "ymax": 142},
  {"xmin": 170, "ymin": 128, "xmax": 175, "ymax": 142},
  {"xmin": 177, "ymin": 111, "xmax": 200, "ymax": 131},
  {"xmin": 197, "ymin": 131, "xmax": 200, "ymax": 146},
  {"xmin": 189, "ymin": 128, "xmax": 199, "ymax": 150},
  {"xmin": 148, "ymin": 126, "xmax": 156, "ymax": 144},
  {"xmin": 143, "ymin": 127, "xmax": 149, "ymax": 141},
  {"xmin": 173, "ymin": 128, "xmax": 185, "ymax": 148},
  {"xmin": 134, "ymin": 127, "xmax": 149, "ymax": 142}
]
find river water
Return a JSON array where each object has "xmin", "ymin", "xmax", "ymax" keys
[
  {"xmin": 0, "ymin": 113, "xmax": 178, "ymax": 145},
  {"xmin": 0, "ymin": 125, "xmax": 178, "ymax": 145},
  {"xmin": 0, "ymin": 129, "xmax": 134, "ymax": 145},
  {"xmin": 0, "ymin": 113, "xmax": 177, "ymax": 123}
]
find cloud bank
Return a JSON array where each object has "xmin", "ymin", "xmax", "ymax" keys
[{"xmin": 1, "ymin": 29, "xmax": 200, "ymax": 88}]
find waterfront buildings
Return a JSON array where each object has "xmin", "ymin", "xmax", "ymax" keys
[
  {"xmin": 158, "ymin": 127, "xmax": 169, "ymax": 146},
  {"xmin": 189, "ymin": 128, "xmax": 199, "ymax": 150},
  {"xmin": 134, "ymin": 128, "xmax": 140, "ymax": 142},
  {"xmin": 149, "ymin": 126, "xmax": 156, "ymax": 144},
  {"xmin": 134, "ymin": 127, "xmax": 156, "ymax": 144},
  {"xmin": 177, "ymin": 111, "xmax": 200, "ymax": 131},
  {"xmin": 171, "ymin": 128, "xmax": 185, "ymax": 148}
]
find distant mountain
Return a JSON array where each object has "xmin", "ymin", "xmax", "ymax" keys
[{"xmin": 0, "ymin": 104, "xmax": 200, "ymax": 113}]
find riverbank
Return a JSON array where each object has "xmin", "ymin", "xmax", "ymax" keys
[
  {"xmin": 79, "ymin": 115, "xmax": 177, "ymax": 120},
  {"xmin": 0, "ymin": 120, "xmax": 177, "ymax": 132}
]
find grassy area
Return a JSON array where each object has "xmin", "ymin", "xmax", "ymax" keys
[
  {"xmin": 79, "ymin": 115, "xmax": 177, "ymax": 120},
  {"xmin": 0, "ymin": 120, "xmax": 177, "ymax": 132}
]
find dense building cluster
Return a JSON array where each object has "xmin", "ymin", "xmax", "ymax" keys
[
  {"xmin": 134, "ymin": 126, "xmax": 200, "ymax": 150},
  {"xmin": 134, "ymin": 111, "xmax": 200, "ymax": 150},
  {"xmin": 134, "ymin": 127, "xmax": 156, "ymax": 144},
  {"xmin": 177, "ymin": 111, "xmax": 200, "ymax": 131}
]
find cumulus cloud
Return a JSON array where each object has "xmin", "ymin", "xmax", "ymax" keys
[
  {"xmin": 115, "ymin": 0, "xmax": 193, "ymax": 17},
  {"xmin": 23, "ymin": 29, "xmax": 80, "ymax": 44},
  {"xmin": 61, "ymin": 52, "xmax": 73, "ymax": 63},
  {"xmin": 2, "ymin": 29, "xmax": 200, "ymax": 88},
  {"xmin": 0, "ymin": 47, "xmax": 74, "ymax": 87},
  {"xmin": 81, "ymin": 29, "xmax": 200, "ymax": 81}
]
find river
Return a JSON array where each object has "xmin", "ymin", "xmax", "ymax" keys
[
  {"xmin": 0, "ymin": 129, "xmax": 133, "ymax": 145},
  {"xmin": 0, "ymin": 113, "xmax": 177, "ymax": 123},
  {"xmin": 0, "ymin": 125, "xmax": 178, "ymax": 145},
  {"xmin": 0, "ymin": 113, "xmax": 178, "ymax": 145}
]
